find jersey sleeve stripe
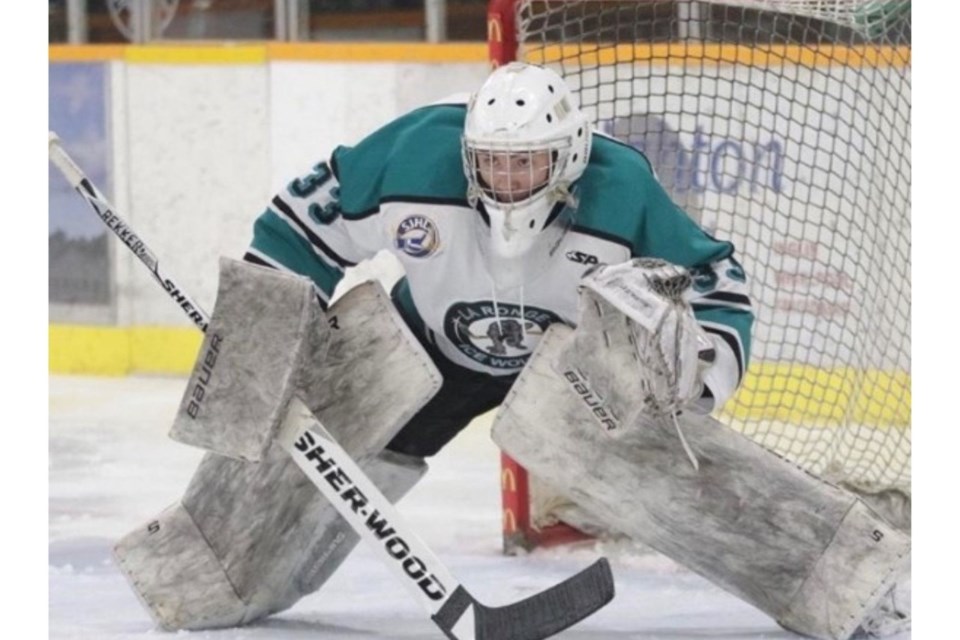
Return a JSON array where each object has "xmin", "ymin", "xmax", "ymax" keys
[
  {"xmin": 695, "ymin": 307, "xmax": 753, "ymax": 381},
  {"xmin": 271, "ymin": 195, "xmax": 357, "ymax": 269},
  {"xmin": 698, "ymin": 291, "xmax": 752, "ymax": 307},
  {"xmin": 702, "ymin": 324, "xmax": 745, "ymax": 382},
  {"xmin": 249, "ymin": 211, "xmax": 343, "ymax": 299},
  {"xmin": 242, "ymin": 249, "xmax": 273, "ymax": 269},
  {"xmin": 692, "ymin": 301, "xmax": 753, "ymax": 314},
  {"xmin": 266, "ymin": 200, "xmax": 348, "ymax": 272}
]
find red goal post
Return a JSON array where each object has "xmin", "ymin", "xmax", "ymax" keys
[{"xmin": 487, "ymin": 0, "xmax": 911, "ymax": 555}]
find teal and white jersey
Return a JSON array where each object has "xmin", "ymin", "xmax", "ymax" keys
[{"xmin": 245, "ymin": 101, "xmax": 753, "ymax": 407}]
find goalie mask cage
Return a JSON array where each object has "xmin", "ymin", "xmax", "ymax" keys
[{"xmin": 489, "ymin": 0, "xmax": 911, "ymax": 553}]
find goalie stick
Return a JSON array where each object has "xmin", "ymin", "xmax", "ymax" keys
[
  {"xmin": 48, "ymin": 132, "xmax": 209, "ymax": 332},
  {"xmin": 49, "ymin": 132, "xmax": 616, "ymax": 639}
]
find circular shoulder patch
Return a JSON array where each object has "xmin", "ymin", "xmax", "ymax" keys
[{"xmin": 395, "ymin": 215, "xmax": 440, "ymax": 258}]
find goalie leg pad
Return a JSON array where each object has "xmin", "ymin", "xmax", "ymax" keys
[
  {"xmin": 119, "ymin": 276, "xmax": 441, "ymax": 629},
  {"xmin": 492, "ymin": 324, "xmax": 909, "ymax": 640},
  {"xmin": 115, "ymin": 448, "xmax": 428, "ymax": 630},
  {"xmin": 113, "ymin": 503, "xmax": 245, "ymax": 631},
  {"xmin": 777, "ymin": 500, "xmax": 909, "ymax": 639},
  {"xmin": 295, "ymin": 280, "xmax": 444, "ymax": 457},
  {"xmin": 170, "ymin": 260, "xmax": 443, "ymax": 462},
  {"xmin": 169, "ymin": 257, "xmax": 326, "ymax": 462}
]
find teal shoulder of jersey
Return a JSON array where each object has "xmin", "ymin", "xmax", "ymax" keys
[
  {"xmin": 572, "ymin": 134, "xmax": 655, "ymax": 245},
  {"xmin": 575, "ymin": 134, "xmax": 734, "ymax": 267},
  {"xmin": 330, "ymin": 104, "xmax": 470, "ymax": 217},
  {"xmin": 330, "ymin": 106, "xmax": 734, "ymax": 269}
]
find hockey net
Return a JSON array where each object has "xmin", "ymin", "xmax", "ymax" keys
[{"xmin": 489, "ymin": 0, "xmax": 911, "ymax": 552}]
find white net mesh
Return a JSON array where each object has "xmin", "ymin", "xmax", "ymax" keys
[
  {"xmin": 513, "ymin": 0, "xmax": 911, "ymax": 524},
  {"xmin": 711, "ymin": 0, "xmax": 910, "ymax": 34}
]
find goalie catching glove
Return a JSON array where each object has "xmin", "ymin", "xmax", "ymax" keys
[{"xmin": 558, "ymin": 258, "xmax": 716, "ymax": 432}]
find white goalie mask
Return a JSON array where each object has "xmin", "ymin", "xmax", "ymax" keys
[{"xmin": 463, "ymin": 62, "xmax": 593, "ymax": 259}]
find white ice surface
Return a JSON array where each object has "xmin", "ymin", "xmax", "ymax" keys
[{"xmin": 49, "ymin": 374, "xmax": 909, "ymax": 639}]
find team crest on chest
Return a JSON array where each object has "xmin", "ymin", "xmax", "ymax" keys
[
  {"xmin": 444, "ymin": 301, "xmax": 562, "ymax": 371},
  {"xmin": 395, "ymin": 215, "xmax": 440, "ymax": 258}
]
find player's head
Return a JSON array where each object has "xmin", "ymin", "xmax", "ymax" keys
[{"xmin": 463, "ymin": 62, "xmax": 592, "ymax": 259}]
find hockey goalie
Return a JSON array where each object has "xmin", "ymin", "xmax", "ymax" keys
[{"xmin": 109, "ymin": 61, "xmax": 909, "ymax": 639}]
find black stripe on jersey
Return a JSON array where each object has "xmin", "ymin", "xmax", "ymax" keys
[
  {"xmin": 703, "ymin": 325, "xmax": 744, "ymax": 381},
  {"xmin": 380, "ymin": 194, "xmax": 471, "ymax": 208},
  {"xmin": 569, "ymin": 224, "xmax": 633, "ymax": 251},
  {"xmin": 699, "ymin": 291, "xmax": 752, "ymax": 308},
  {"xmin": 542, "ymin": 201, "xmax": 568, "ymax": 230},
  {"xmin": 475, "ymin": 201, "xmax": 491, "ymax": 227},
  {"xmin": 271, "ymin": 196, "xmax": 357, "ymax": 269},
  {"xmin": 243, "ymin": 252, "xmax": 272, "ymax": 268},
  {"xmin": 340, "ymin": 195, "xmax": 474, "ymax": 221}
]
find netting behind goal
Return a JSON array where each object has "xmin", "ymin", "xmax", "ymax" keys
[{"xmin": 490, "ymin": 0, "xmax": 911, "ymax": 551}]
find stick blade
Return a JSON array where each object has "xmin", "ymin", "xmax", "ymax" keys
[{"xmin": 433, "ymin": 557, "xmax": 615, "ymax": 640}]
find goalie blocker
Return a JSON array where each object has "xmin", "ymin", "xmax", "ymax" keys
[{"xmin": 492, "ymin": 259, "xmax": 910, "ymax": 640}]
